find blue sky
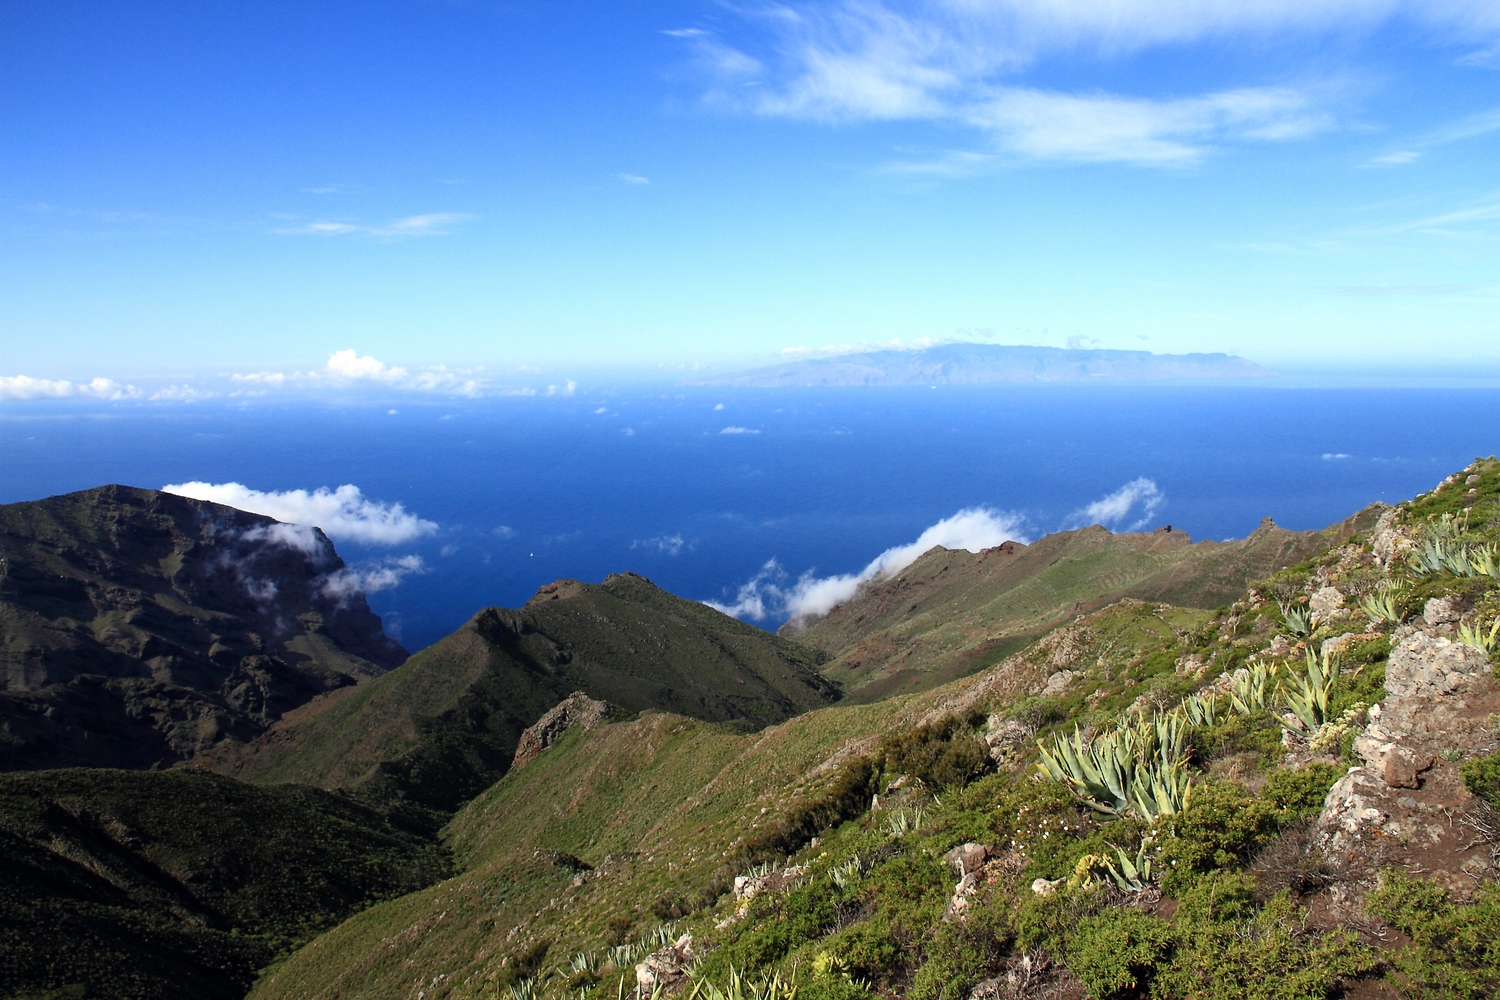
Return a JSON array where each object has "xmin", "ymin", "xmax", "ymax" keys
[{"xmin": 3, "ymin": 0, "xmax": 1500, "ymax": 396}]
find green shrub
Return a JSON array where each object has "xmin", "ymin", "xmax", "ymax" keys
[
  {"xmin": 1067, "ymin": 908, "xmax": 1173, "ymax": 999},
  {"xmin": 1459, "ymin": 750, "xmax": 1500, "ymax": 808},
  {"xmin": 907, "ymin": 907, "xmax": 1012, "ymax": 1000},
  {"xmin": 1366, "ymin": 872, "xmax": 1500, "ymax": 999},
  {"xmin": 1260, "ymin": 764, "xmax": 1343, "ymax": 824},
  {"xmin": 1155, "ymin": 875, "xmax": 1375, "ymax": 1000},
  {"xmin": 879, "ymin": 716, "xmax": 992, "ymax": 791},
  {"xmin": 1157, "ymin": 781, "xmax": 1278, "ymax": 895}
]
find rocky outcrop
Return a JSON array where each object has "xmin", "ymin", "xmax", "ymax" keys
[
  {"xmin": 510, "ymin": 692, "xmax": 612, "ymax": 770},
  {"xmin": 1314, "ymin": 627, "xmax": 1500, "ymax": 886},
  {"xmin": 635, "ymin": 935, "xmax": 695, "ymax": 993}
]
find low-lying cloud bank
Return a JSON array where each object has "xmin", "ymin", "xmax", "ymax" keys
[
  {"xmin": 0, "ymin": 375, "xmax": 143, "ymax": 401},
  {"xmin": 162, "ymin": 481, "xmax": 437, "ymax": 546},
  {"xmin": 708, "ymin": 478, "xmax": 1169, "ymax": 627},
  {"xmin": 2, "ymin": 350, "xmax": 574, "ymax": 403},
  {"xmin": 706, "ymin": 506, "xmax": 1030, "ymax": 627}
]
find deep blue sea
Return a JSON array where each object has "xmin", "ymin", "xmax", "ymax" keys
[{"xmin": 4, "ymin": 384, "xmax": 1498, "ymax": 652}]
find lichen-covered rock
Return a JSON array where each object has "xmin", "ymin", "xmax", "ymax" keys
[
  {"xmin": 635, "ymin": 935, "xmax": 695, "ymax": 992},
  {"xmin": 1384, "ymin": 634, "xmax": 1490, "ymax": 717},
  {"xmin": 1423, "ymin": 597, "xmax": 1463, "ymax": 627},
  {"xmin": 1315, "ymin": 768, "xmax": 1388, "ymax": 854},
  {"xmin": 1310, "ymin": 586, "xmax": 1345, "ymax": 621}
]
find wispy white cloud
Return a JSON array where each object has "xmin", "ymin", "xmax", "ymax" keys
[
  {"xmin": 780, "ymin": 336, "xmax": 944, "ymax": 359},
  {"xmin": 618, "ymin": 173, "xmax": 650, "ymax": 185},
  {"xmin": 161, "ymin": 481, "xmax": 437, "ymax": 546},
  {"xmin": 321, "ymin": 555, "xmax": 428, "ymax": 599},
  {"xmin": 0, "ymin": 375, "xmax": 141, "ymax": 401},
  {"xmin": 720, "ymin": 425, "xmax": 761, "ymax": 435},
  {"xmin": 964, "ymin": 86, "xmax": 1329, "ymax": 166},
  {"xmin": 670, "ymin": 1, "xmax": 1500, "ymax": 168},
  {"xmin": 707, "ymin": 505, "xmax": 1028, "ymax": 625},
  {"xmin": 632, "ymin": 534, "xmax": 689, "ymax": 556},
  {"xmin": 1063, "ymin": 478, "xmax": 1165, "ymax": 531},
  {"xmin": 274, "ymin": 212, "xmax": 475, "ymax": 238}
]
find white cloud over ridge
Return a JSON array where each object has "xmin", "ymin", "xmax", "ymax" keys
[
  {"xmin": 633, "ymin": 534, "xmax": 688, "ymax": 556},
  {"xmin": 670, "ymin": 0, "xmax": 1500, "ymax": 167},
  {"xmin": 321, "ymin": 555, "xmax": 428, "ymax": 599},
  {"xmin": 161, "ymin": 481, "xmax": 437, "ymax": 546},
  {"xmin": 1063, "ymin": 477, "xmax": 1164, "ymax": 531},
  {"xmin": 706, "ymin": 505, "xmax": 1029, "ymax": 626}
]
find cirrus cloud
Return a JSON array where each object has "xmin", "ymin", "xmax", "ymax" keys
[{"xmin": 668, "ymin": 0, "xmax": 1500, "ymax": 168}]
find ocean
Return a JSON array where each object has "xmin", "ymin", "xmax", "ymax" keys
[{"xmin": 3, "ymin": 383, "xmax": 1498, "ymax": 651}]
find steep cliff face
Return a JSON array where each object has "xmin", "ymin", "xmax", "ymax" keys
[{"xmin": 0, "ymin": 485, "xmax": 407, "ymax": 770}]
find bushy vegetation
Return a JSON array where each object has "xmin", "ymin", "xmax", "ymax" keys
[
  {"xmin": 0, "ymin": 769, "xmax": 449, "ymax": 1000},
  {"xmin": 1366, "ymin": 873, "xmax": 1500, "ymax": 999}
]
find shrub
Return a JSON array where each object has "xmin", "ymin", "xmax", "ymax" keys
[
  {"xmin": 1366, "ymin": 872, "xmax": 1500, "ymax": 999},
  {"xmin": 1260, "ymin": 763, "xmax": 1343, "ymax": 824},
  {"xmin": 879, "ymin": 716, "xmax": 991, "ymax": 791},
  {"xmin": 1460, "ymin": 750, "xmax": 1500, "ymax": 809},
  {"xmin": 1155, "ymin": 875, "xmax": 1375, "ymax": 1000},
  {"xmin": 1156, "ymin": 781, "xmax": 1278, "ymax": 895},
  {"xmin": 1067, "ymin": 909, "xmax": 1173, "ymax": 1000}
]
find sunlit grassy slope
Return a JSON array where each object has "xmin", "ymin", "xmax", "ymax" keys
[
  {"xmin": 246, "ymin": 594, "xmax": 1222, "ymax": 1000},
  {"xmin": 799, "ymin": 514, "xmax": 1379, "ymax": 703},
  {"xmin": 204, "ymin": 573, "xmax": 839, "ymax": 821}
]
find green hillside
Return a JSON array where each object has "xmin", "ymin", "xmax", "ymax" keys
[
  {"xmin": 246, "ymin": 459, "xmax": 1500, "ymax": 1000},
  {"xmin": 204, "ymin": 572, "xmax": 840, "ymax": 822},
  {"xmin": 797, "ymin": 512, "xmax": 1379, "ymax": 703},
  {"xmin": 0, "ymin": 769, "xmax": 448, "ymax": 1000}
]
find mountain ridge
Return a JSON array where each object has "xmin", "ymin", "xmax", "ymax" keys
[{"xmin": 688, "ymin": 342, "xmax": 1274, "ymax": 387}]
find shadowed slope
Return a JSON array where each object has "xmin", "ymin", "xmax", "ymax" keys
[
  {"xmin": 0, "ymin": 486, "xmax": 406, "ymax": 770},
  {"xmin": 0, "ymin": 768, "xmax": 448, "ymax": 1000},
  {"xmin": 206, "ymin": 572, "xmax": 840, "ymax": 820}
]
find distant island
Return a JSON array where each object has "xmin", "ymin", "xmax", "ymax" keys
[{"xmin": 687, "ymin": 342, "xmax": 1275, "ymax": 387}]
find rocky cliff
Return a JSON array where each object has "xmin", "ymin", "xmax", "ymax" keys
[{"xmin": 0, "ymin": 485, "xmax": 406, "ymax": 770}]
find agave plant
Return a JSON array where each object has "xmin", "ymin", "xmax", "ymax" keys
[
  {"xmin": 1176, "ymin": 693, "xmax": 1219, "ymax": 728},
  {"xmin": 1102, "ymin": 842, "xmax": 1156, "ymax": 893},
  {"xmin": 1037, "ymin": 726, "xmax": 1135, "ymax": 816},
  {"xmin": 1229, "ymin": 662, "xmax": 1277, "ymax": 716},
  {"xmin": 569, "ymin": 952, "xmax": 600, "ymax": 976},
  {"xmin": 1457, "ymin": 616, "xmax": 1500, "ymax": 652},
  {"xmin": 828, "ymin": 854, "xmax": 866, "ymax": 891},
  {"xmin": 1036, "ymin": 719, "xmax": 1191, "ymax": 822},
  {"xmin": 1279, "ymin": 603, "xmax": 1312, "ymax": 637},
  {"xmin": 1467, "ymin": 543, "xmax": 1500, "ymax": 581},
  {"xmin": 608, "ymin": 944, "xmax": 640, "ymax": 969},
  {"xmin": 1279, "ymin": 649, "xmax": 1336, "ymax": 731},
  {"xmin": 508, "ymin": 979, "xmax": 538, "ymax": 1000},
  {"xmin": 1359, "ymin": 583, "xmax": 1407, "ymax": 625},
  {"xmin": 688, "ymin": 968, "xmax": 799, "ymax": 1000},
  {"xmin": 885, "ymin": 806, "xmax": 926, "ymax": 837}
]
